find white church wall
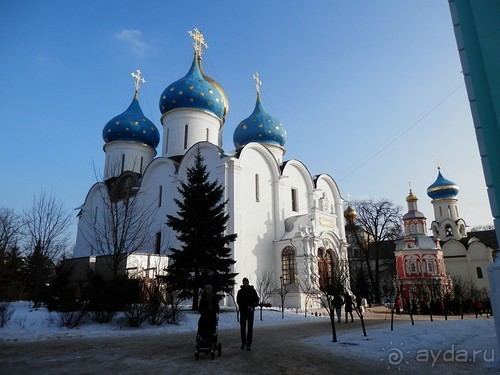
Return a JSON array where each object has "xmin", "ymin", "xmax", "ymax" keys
[
  {"xmin": 73, "ymin": 183, "xmax": 109, "ymax": 258},
  {"xmin": 318, "ymin": 175, "xmax": 345, "ymax": 239},
  {"xmin": 139, "ymin": 158, "xmax": 178, "ymax": 255},
  {"xmin": 232, "ymin": 145, "xmax": 280, "ymax": 284},
  {"xmin": 281, "ymin": 160, "xmax": 315, "ymax": 219},
  {"xmin": 161, "ymin": 109, "xmax": 221, "ymax": 158},
  {"xmin": 103, "ymin": 142, "xmax": 156, "ymax": 179}
]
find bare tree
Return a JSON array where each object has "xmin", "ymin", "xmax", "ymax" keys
[
  {"xmin": 278, "ymin": 276, "xmax": 290, "ymax": 319},
  {"xmin": 22, "ymin": 191, "xmax": 72, "ymax": 306},
  {"xmin": 79, "ymin": 171, "xmax": 160, "ymax": 279},
  {"xmin": 345, "ymin": 198, "xmax": 402, "ymax": 304},
  {"xmin": 256, "ymin": 271, "xmax": 279, "ymax": 321},
  {"xmin": 0, "ymin": 208, "xmax": 25, "ymax": 300},
  {"xmin": 23, "ymin": 191, "xmax": 71, "ymax": 261},
  {"xmin": 299, "ymin": 254, "xmax": 353, "ymax": 342},
  {"xmin": 0, "ymin": 208, "xmax": 24, "ymax": 257}
]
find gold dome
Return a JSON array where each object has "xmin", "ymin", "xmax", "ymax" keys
[{"xmin": 198, "ymin": 57, "xmax": 229, "ymax": 121}]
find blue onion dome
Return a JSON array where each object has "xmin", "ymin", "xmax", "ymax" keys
[
  {"xmin": 159, "ymin": 55, "xmax": 226, "ymax": 122},
  {"xmin": 233, "ymin": 93, "xmax": 287, "ymax": 150},
  {"xmin": 103, "ymin": 91, "xmax": 160, "ymax": 148},
  {"xmin": 427, "ymin": 168, "xmax": 459, "ymax": 200}
]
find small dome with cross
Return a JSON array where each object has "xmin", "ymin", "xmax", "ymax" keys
[
  {"xmin": 233, "ymin": 73, "xmax": 286, "ymax": 150},
  {"xmin": 103, "ymin": 70, "xmax": 159, "ymax": 148},
  {"xmin": 103, "ymin": 92, "xmax": 160, "ymax": 148}
]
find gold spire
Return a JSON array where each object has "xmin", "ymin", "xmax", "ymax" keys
[
  {"xmin": 406, "ymin": 181, "xmax": 417, "ymax": 201},
  {"xmin": 188, "ymin": 28, "xmax": 208, "ymax": 59},
  {"xmin": 253, "ymin": 72, "xmax": 262, "ymax": 95},
  {"xmin": 131, "ymin": 69, "xmax": 145, "ymax": 93}
]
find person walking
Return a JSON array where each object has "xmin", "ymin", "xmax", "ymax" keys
[
  {"xmin": 344, "ymin": 293, "xmax": 354, "ymax": 323},
  {"xmin": 333, "ymin": 294, "xmax": 344, "ymax": 323},
  {"xmin": 237, "ymin": 277, "xmax": 260, "ymax": 351}
]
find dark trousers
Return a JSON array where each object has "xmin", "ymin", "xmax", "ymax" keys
[{"xmin": 240, "ymin": 308, "xmax": 255, "ymax": 346}]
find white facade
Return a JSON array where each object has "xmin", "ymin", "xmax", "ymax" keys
[{"xmin": 73, "ymin": 41, "xmax": 348, "ymax": 309}]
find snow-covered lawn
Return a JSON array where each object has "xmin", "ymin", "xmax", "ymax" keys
[{"xmin": 1, "ymin": 302, "xmax": 499, "ymax": 372}]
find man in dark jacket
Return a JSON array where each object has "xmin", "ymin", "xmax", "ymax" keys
[{"xmin": 237, "ymin": 277, "xmax": 259, "ymax": 351}]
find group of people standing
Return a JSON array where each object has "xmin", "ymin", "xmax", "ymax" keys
[
  {"xmin": 333, "ymin": 293, "xmax": 356, "ymax": 323},
  {"xmin": 197, "ymin": 277, "xmax": 260, "ymax": 351}
]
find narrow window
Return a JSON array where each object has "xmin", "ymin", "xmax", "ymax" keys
[
  {"xmin": 121, "ymin": 154, "xmax": 125, "ymax": 173},
  {"xmin": 155, "ymin": 232, "xmax": 161, "ymax": 255},
  {"xmin": 409, "ymin": 262, "xmax": 417, "ymax": 273},
  {"xmin": 255, "ymin": 174, "xmax": 260, "ymax": 202},
  {"xmin": 282, "ymin": 246, "xmax": 296, "ymax": 284},
  {"xmin": 439, "ymin": 206, "xmax": 442, "ymax": 216},
  {"xmin": 426, "ymin": 260, "xmax": 435, "ymax": 274},
  {"xmin": 206, "ymin": 128, "xmax": 209, "ymax": 141},
  {"xmin": 158, "ymin": 185, "xmax": 163, "ymax": 207},
  {"xmin": 448, "ymin": 205, "xmax": 452, "ymax": 217},
  {"xmin": 184, "ymin": 124, "xmax": 189, "ymax": 149},
  {"xmin": 165, "ymin": 128, "xmax": 169, "ymax": 153},
  {"xmin": 291, "ymin": 188, "xmax": 298, "ymax": 212},
  {"xmin": 455, "ymin": 206, "xmax": 459, "ymax": 217},
  {"xmin": 93, "ymin": 206, "xmax": 98, "ymax": 224},
  {"xmin": 477, "ymin": 267, "xmax": 483, "ymax": 279},
  {"xmin": 140, "ymin": 157, "xmax": 144, "ymax": 174}
]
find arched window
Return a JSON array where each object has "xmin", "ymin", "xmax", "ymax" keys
[
  {"xmin": 445, "ymin": 225, "xmax": 453, "ymax": 237},
  {"xmin": 477, "ymin": 267, "xmax": 484, "ymax": 279},
  {"xmin": 282, "ymin": 246, "xmax": 296, "ymax": 284},
  {"xmin": 318, "ymin": 248, "xmax": 335, "ymax": 291}
]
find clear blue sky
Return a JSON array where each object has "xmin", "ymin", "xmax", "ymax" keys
[{"xmin": 0, "ymin": 0, "xmax": 493, "ymax": 244}]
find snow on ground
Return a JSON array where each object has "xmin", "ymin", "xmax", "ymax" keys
[
  {"xmin": 1, "ymin": 302, "xmax": 499, "ymax": 372},
  {"xmin": 0, "ymin": 302, "xmax": 321, "ymax": 342}
]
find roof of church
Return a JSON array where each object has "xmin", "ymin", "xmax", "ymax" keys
[
  {"xmin": 102, "ymin": 92, "xmax": 160, "ymax": 148},
  {"xmin": 159, "ymin": 54, "xmax": 226, "ymax": 121},
  {"xmin": 460, "ymin": 230, "xmax": 498, "ymax": 249},
  {"xmin": 395, "ymin": 235, "xmax": 438, "ymax": 251},
  {"xmin": 402, "ymin": 210, "xmax": 426, "ymax": 220},
  {"xmin": 427, "ymin": 168, "xmax": 459, "ymax": 200},
  {"xmin": 233, "ymin": 93, "xmax": 287, "ymax": 150}
]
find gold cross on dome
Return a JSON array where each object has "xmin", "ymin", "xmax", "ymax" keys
[
  {"xmin": 188, "ymin": 28, "xmax": 208, "ymax": 58},
  {"xmin": 253, "ymin": 72, "xmax": 262, "ymax": 95},
  {"xmin": 131, "ymin": 69, "xmax": 145, "ymax": 92}
]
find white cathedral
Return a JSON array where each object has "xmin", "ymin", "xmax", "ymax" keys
[{"xmin": 73, "ymin": 29, "xmax": 349, "ymax": 309}]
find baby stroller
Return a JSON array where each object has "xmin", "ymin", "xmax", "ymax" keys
[{"xmin": 195, "ymin": 312, "xmax": 221, "ymax": 360}]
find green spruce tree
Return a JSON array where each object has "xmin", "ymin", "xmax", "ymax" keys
[{"xmin": 166, "ymin": 148, "xmax": 237, "ymax": 310}]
